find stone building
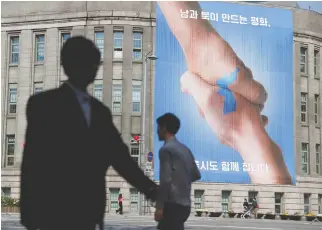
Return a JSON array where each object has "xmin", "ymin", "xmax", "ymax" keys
[{"xmin": 1, "ymin": 1, "xmax": 322, "ymax": 215}]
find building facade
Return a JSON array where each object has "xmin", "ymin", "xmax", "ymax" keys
[{"xmin": 1, "ymin": 1, "xmax": 322, "ymax": 215}]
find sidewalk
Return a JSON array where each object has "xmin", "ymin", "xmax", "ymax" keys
[{"xmin": 1, "ymin": 212, "xmax": 200, "ymax": 220}]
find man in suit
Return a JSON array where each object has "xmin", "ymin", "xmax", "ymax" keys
[
  {"xmin": 154, "ymin": 113, "xmax": 201, "ymax": 230},
  {"xmin": 20, "ymin": 36, "xmax": 158, "ymax": 230}
]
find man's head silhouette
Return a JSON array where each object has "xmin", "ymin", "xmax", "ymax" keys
[{"xmin": 61, "ymin": 36, "xmax": 101, "ymax": 91}]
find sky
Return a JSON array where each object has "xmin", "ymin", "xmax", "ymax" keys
[{"xmin": 297, "ymin": 1, "xmax": 322, "ymax": 13}]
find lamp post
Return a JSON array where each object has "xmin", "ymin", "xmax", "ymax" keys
[{"xmin": 138, "ymin": 51, "xmax": 158, "ymax": 216}]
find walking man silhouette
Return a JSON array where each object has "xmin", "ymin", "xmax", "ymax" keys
[
  {"xmin": 20, "ymin": 36, "xmax": 158, "ymax": 230},
  {"xmin": 154, "ymin": 113, "xmax": 201, "ymax": 230}
]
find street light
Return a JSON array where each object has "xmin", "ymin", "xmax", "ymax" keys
[{"xmin": 138, "ymin": 51, "xmax": 158, "ymax": 216}]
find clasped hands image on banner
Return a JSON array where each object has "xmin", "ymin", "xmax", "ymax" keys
[{"xmin": 154, "ymin": 1, "xmax": 295, "ymax": 185}]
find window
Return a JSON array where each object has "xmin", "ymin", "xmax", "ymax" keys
[
  {"xmin": 301, "ymin": 143, "xmax": 309, "ymax": 174},
  {"xmin": 132, "ymin": 81, "xmax": 141, "ymax": 113},
  {"xmin": 300, "ymin": 47, "xmax": 307, "ymax": 74},
  {"xmin": 133, "ymin": 32, "xmax": 142, "ymax": 60},
  {"xmin": 222, "ymin": 191, "xmax": 231, "ymax": 212},
  {"xmin": 114, "ymin": 31, "xmax": 123, "ymax": 59},
  {"xmin": 5, "ymin": 135, "xmax": 15, "ymax": 167},
  {"xmin": 301, "ymin": 93, "xmax": 307, "ymax": 123},
  {"xmin": 304, "ymin": 193, "xmax": 311, "ymax": 215},
  {"xmin": 35, "ymin": 34, "xmax": 45, "ymax": 62},
  {"xmin": 248, "ymin": 191, "xmax": 258, "ymax": 210},
  {"xmin": 316, "ymin": 144, "xmax": 321, "ymax": 175},
  {"xmin": 319, "ymin": 194, "xmax": 322, "ymax": 214},
  {"xmin": 109, "ymin": 188, "xmax": 120, "ymax": 211},
  {"xmin": 275, "ymin": 193, "xmax": 284, "ymax": 214},
  {"xmin": 112, "ymin": 81, "xmax": 122, "ymax": 112},
  {"xmin": 61, "ymin": 32, "xmax": 71, "ymax": 45},
  {"xmin": 130, "ymin": 144, "xmax": 140, "ymax": 164},
  {"xmin": 10, "ymin": 36, "xmax": 19, "ymax": 64},
  {"xmin": 34, "ymin": 82, "xmax": 43, "ymax": 94},
  {"xmin": 315, "ymin": 94, "xmax": 320, "ymax": 124},
  {"xmin": 130, "ymin": 188, "xmax": 139, "ymax": 212},
  {"xmin": 93, "ymin": 82, "xmax": 103, "ymax": 101},
  {"xmin": 314, "ymin": 49, "xmax": 320, "ymax": 77},
  {"xmin": 95, "ymin": 31, "xmax": 104, "ymax": 59},
  {"xmin": 1, "ymin": 187, "xmax": 11, "ymax": 197},
  {"xmin": 194, "ymin": 190, "xmax": 204, "ymax": 209},
  {"xmin": 248, "ymin": 191, "xmax": 258, "ymax": 205},
  {"xmin": 8, "ymin": 86, "xmax": 17, "ymax": 114}
]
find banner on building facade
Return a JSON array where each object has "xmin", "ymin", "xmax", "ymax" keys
[{"xmin": 154, "ymin": 1, "xmax": 295, "ymax": 184}]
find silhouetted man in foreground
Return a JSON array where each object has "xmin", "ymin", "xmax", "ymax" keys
[
  {"xmin": 155, "ymin": 113, "xmax": 201, "ymax": 230},
  {"xmin": 20, "ymin": 36, "xmax": 158, "ymax": 230}
]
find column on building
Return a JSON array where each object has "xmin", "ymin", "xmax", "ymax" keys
[{"xmin": 15, "ymin": 30, "xmax": 33, "ymax": 167}]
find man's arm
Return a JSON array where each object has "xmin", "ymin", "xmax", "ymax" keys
[
  {"xmin": 189, "ymin": 150, "xmax": 201, "ymax": 182},
  {"xmin": 155, "ymin": 148, "xmax": 172, "ymax": 209},
  {"xmin": 191, "ymin": 161, "xmax": 201, "ymax": 182},
  {"xmin": 107, "ymin": 111, "xmax": 157, "ymax": 200},
  {"xmin": 20, "ymin": 96, "xmax": 43, "ymax": 230}
]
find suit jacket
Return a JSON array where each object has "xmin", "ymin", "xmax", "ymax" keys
[
  {"xmin": 156, "ymin": 137, "xmax": 201, "ymax": 209},
  {"xmin": 20, "ymin": 83, "xmax": 157, "ymax": 230}
]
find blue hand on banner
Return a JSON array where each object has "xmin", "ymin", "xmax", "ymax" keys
[{"xmin": 216, "ymin": 68, "xmax": 239, "ymax": 115}]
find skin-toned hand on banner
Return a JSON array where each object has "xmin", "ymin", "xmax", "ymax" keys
[
  {"xmin": 158, "ymin": 1, "xmax": 292, "ymax": 184},
  {"xmin": 181, "ymin": 71, "xmax": 292, "ymax": 185},
  {"xmin": 158, "ymin": 1, "xmax": 267, "ymax": 106}
]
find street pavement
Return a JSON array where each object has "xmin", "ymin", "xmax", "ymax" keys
[{"xmin": 2, "ymin": 213, "xmax": 322, "ymax": 230}]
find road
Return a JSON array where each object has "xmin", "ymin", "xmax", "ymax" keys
[{"xmin": 2, "ymin": 214, "xmax": 322, "ymax": 230}]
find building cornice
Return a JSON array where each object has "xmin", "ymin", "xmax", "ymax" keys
[
  {"xmin": 294, "ymin": 31, "xmax": 322, "ymax": 43},
  {"xmin": 1, "ymin": 10, "xmax": 156, "ymax": 26}
]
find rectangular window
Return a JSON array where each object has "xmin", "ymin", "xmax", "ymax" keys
[
  {"xmin": 34, "ymin": 82, "xmax": 43, "ymax": 94},
  {"xmin": 109, "ymin": 188, "xmax": 120, "ymax": 211},
  {"xmin": 248, "ymin": 191, "xmax": 258, "ymax": 205},
  {"xmin": 319, "ymin": 194, "xmax": 322, "ymax": 214},
  {"xmin": 95, "ymin": 31, "xmax": 104, "ymax": 59},
  {"xmin": 316, "ymin": 144, "xmax": 321, "ymax": 175},
  {"xmin": 301, "ymin": 93, "xmax": 307, "ymax": 123},
  {"xmin": 132, "ymin": 81, "xmax": 141, "ymax": 113},
  {"xmin": 275, "ymin": 193, "xmax": 284, "ymax": 214},
  {"xmin": 1, "ymin": 187, "xmax": 11, "ymax": 197},
  {"xmin": 112, "ymin": 81, "xmax": 122, "ymax": 112},
  {"xmin": 130, "ymin": 144, "xmax": 139, "ymax": 164},
  {"xmin": 10, "ymin": 36, "xmax": 19, "ymax": 64},
  {"xmin": 5, "ymin": 135, "xmax": 15, "ymax": 167},
  {"xmin": 35, "ymin": 34, "xmax": 45, "ymax": 62},
  {"xmin": 130, "ymin": 188, "xmax": 139, "ymax": 212},
  {"xmin": 222, "ymin": 191, "xmax": 231, "ymax": 212},
  {"xmin": 301, "ymin": 143, "xmax": 309, "ymax": 174},
  {"xmin": 114, "ymin": 31, "xmax": 123, "ymax": 59},
  {"xmin": 300, "ymin": 47, "xmax": 307, "ymax": 74},
  {"xmin": 61, "ymin": 32, "xmax": 71, "ymax": 45},
  {"xmin": 304, "ymin": 193, "xmax": 311, "ymax": 215},
  {"xmin": 93, "ymin": 82, "xmax": 103, "ymax": 101},
  {"xmin": 8, "ymin": 85, "xmax": 17, "ymax": 114},
  {"xmin": 194, "ymin": 190, "xmax": 204, "ymax": 209},
  {"xmin": 133, "ymin": 32, "xmax": 142, "ymax": 60},
  {"xmin": 315, "ymin": 94, "xmax": 320, "ymax": 125},
  {"xmin": 314, "ymin": 49, "xmax": 320, "ymax": 77}
]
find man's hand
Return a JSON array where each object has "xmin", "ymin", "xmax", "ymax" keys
[
  {"xmin": 158, "ymin": 1, "xmax": 267, "ymax": 106},
  {"xmin": 181, "ymin": 71, "xmax": 292, "ymax": 185},
  {"xmin": 181, "ymin": 71, "xmax": 267, "ymax": 149},
  {"xmin": 146, "ymin": 186, "xmax": 158, "ymax": 202},
  {"xmin": 154, "ymin": 208, "xmax": 164, "ymax": 221}
]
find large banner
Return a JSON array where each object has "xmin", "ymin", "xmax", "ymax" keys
[{"xmin": 154, "ymin": 1, "xmax": 295, "ymax": 184}]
